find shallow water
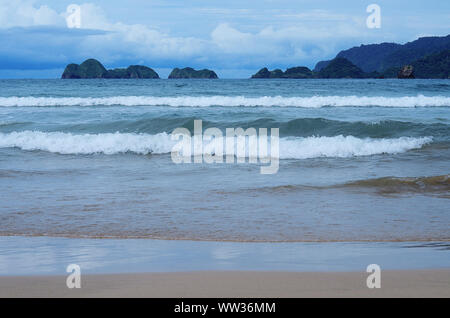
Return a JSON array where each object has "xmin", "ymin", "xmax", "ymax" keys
[{"xmin": 0, "ymin": 237, "xmax": 449, "ymax": 275}]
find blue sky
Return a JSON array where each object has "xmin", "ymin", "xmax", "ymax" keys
[{"xmin": 0, "ymin": 0, "xmax": 449, "ymax": 78}]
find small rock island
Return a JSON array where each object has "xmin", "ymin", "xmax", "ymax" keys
[
  {"xmin": 252, "ymin": 66, "xmax": 313, "ymax": 79},
  {"xmin": 316, "ymin": 58, "xmax": 369, "ymax": 78},
  {"xmin": 168, "ymin": 67, "xmax": 218, "ymax": 79},
  {"xmin": 61, "ymin": 59, "xmax": 160, "ymax": 79},
  {"xmin": 397, "ymin": 65, "xmax": 415, "ymax": 79}
]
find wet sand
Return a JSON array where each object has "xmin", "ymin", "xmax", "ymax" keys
[{"xmin": 1, "ymin": 270, "xmax": 449, "ymax": 298}]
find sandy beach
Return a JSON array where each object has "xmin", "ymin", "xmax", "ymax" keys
[{"xmin": 1, "ymin": 270, "xmax": 449, "ymax": 298}]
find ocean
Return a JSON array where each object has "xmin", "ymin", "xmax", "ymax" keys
[{"xmin": 0, "ymin": 78, "xmax": 449, "ymax": 246}]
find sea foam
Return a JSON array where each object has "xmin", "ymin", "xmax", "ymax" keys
[
  {"xmin": 278, "ymin": 135, "xmax": 432, "ymax": 159},
  {"xmin": 0, "ymin": 131, "xmax": 432, "ymax": 159},
  {"xmin": 0, "ymin": 95, "xmax": 449, "ymax": 107}
]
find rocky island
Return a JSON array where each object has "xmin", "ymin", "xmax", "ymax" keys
[
  {"xmin": 168, "ymin": 67, "xmax": 218, "ymax": 79},
  {"xmin": 61, "ymin": 59, "xmax": 160, "ymax": 79},
  {"xmin": 315, "ymin": 58, "xmax": 367, "ymax": 78},
  {"xmin": 397, "ymin": 65, "xmax": 415, "ymax": 79},
  {"xmin": 252, "ymin": 66, "xmax": 313, "ymax": 79},
  {"xmin": 251, "ymin": 58, "xmax": 378, "ymax": 79}
]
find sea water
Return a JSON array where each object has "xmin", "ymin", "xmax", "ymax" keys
[{"xmin": 0, "ymin": 79, "xmax": 449, "ymax": 243}]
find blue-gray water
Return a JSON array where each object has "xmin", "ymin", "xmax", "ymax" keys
[
  {"xmin": 0, "ymin": 79, "xmax": 449, "ymax": 243},
  {"xmin": 0, "ymin": 237, "xmax": 449, "ymax": 275}
]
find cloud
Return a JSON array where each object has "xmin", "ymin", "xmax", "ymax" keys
[
  {"xmin": 0, "ymin": 0, "xmax": 64, "ymax": 28},
  {"xmin": 0, "ymin": 0, "xmax": 373, "ymax": 72},
  {"xmin": 0, "ymin": 26, "xmax": 108, "ymax": 69},
  {"xmin": 0, "ymin": 1, "xmax": 213, "ymax": 69},
  {"xmin": 3, "ymin": 0, "xmax": 445, "ymax": 77},
  {"xmin": 210, "ymin": 22, "xmax": 367, "ymax": 67}
]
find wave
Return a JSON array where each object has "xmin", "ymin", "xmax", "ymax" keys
[
  {"xmin": 272, "ymin": 118, "xmax": 448, "ymax": 138},
  {"xmin": 1, "ymin": 95, "xmax": 450, "ymax": 107},
  {"xmin": 0, "ymin": 131, "xmax": 175, "ymax": 155},
  {"xmin": 342, "ymin": 175, "xmax": 450, "ymax": 193},
  {"xmin": 279, "ymin": 135, "xmax": 431, "ymax": 159},
  {"xmin": 0, "ymin": 131, "xmax": 432, "ymax": 159},
  {"xmin": 1, "ymin": 118, "xmax": 448, "ymax": 140},
  {"xmin": 241, "ymin": 175, "xmax": 450, "ymax": 195}
]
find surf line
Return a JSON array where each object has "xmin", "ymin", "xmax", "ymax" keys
[{"xmin": 170, "ymin": 119, "xmax": 279, "ymax": 174}]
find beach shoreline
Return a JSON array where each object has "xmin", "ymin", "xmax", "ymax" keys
[{"xmin": 1, "ymin": 270, "xmax": 449, "ymax": 298}]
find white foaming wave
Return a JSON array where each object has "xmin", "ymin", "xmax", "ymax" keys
[
  {"xmin": 0, "ymin": 95, "xmax": 449, "ymax": 107},
  {"xmin": 0, "ymin": 131, "xmax": 432, "ymax": 159},
  {"xmin": 0, "ymin": 131, "xmax": 175, "ymax": 155},
  {"xmin": 279, "ymin": 135, "xmax": 432, "ymax": 159}
]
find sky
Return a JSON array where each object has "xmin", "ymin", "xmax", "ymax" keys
[{"xmin": 0, "ymin": 0, "xmax": 449, "ymax": 78}]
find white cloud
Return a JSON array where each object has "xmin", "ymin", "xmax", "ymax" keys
[
  {"xmin": 210, "ymin": 22, "xmax": 365, "ymax": 63},
  {"xmin": 68, "ymin": 3, "xmax": 211, "ymax": 61},
  {"xmin": 211, "ymin": 23, "xmax": 253, "ymax": 53},
  {"xmin": 0, "ymin": 0, "xmax": 64, "ymax": 28},
  {"xmin": 75, "ymin": 3, "xmax": 112, "ymax": 30}
]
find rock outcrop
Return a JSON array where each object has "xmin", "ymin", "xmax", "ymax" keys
[
  {"xmin": 251, "ymin": 66, "xmax": 313, "ymax": 79},
  {"xmin": 62, "ymin": 59, "xmax": 108, "ymax": 79},
  {"xmin": 397, "ymin": 65, "xmax": 415, "ymax": 79},
  {"xmin": 62, "ymin": 59, "xmax": 159, "ymax": 79},
  {"xmin": 252, "ymin": 59, "xmax": 376, "ymax": 79},
  {"xmin": 252, "ymin": 67, "xmax": 277, "ymax": 78},
  {"xmin": 105, "ymin": 65, "xmax": 159, "ymax": 79},
  {"xmin": 316, "ymin": 58, "xmax": 367, "ymax": 78},
  {"xmin": 168, "ymin": 67, "xmax": 218, "ymax": 79},
  {"xmin": 283, "ymin": 67, "xmax": 313, "ymax": 78}
]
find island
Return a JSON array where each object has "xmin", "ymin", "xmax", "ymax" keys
[
  {"xmin": 251, "ymin": 58, "xmax": 379, "ymax": 79},
  {"xmin": 168, "ymin": 67, "xmax": 218, "ymax": 79},
  {"xmin": 62, "ymin": 34, "xmax": 449, "ymax": 80},
  {"xmin": 252, "ymin": 34, "xmax": 450, "ymax": 79},
  {"xmin": 61, "ymin": 59, "xmax": 160, "ymax": 79},
  {"xmin": 313, "ymin": 35, "xmax": 450, "ymax": 79},
  {"xmin": 252, "ymin": 66, "xmax": 313, "ymax": 79}
]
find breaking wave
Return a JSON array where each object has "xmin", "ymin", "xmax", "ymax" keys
[
  {"xmin": 0, "ymin": 131, "xmax": 432, "ymax": 159},
  {"xmin": 0, "ymin": 95, "xmax": 450, "ymax": 107},
  {"xmin": 279, "ymin": 135, "xmax": 431, "ymax": 159}
]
